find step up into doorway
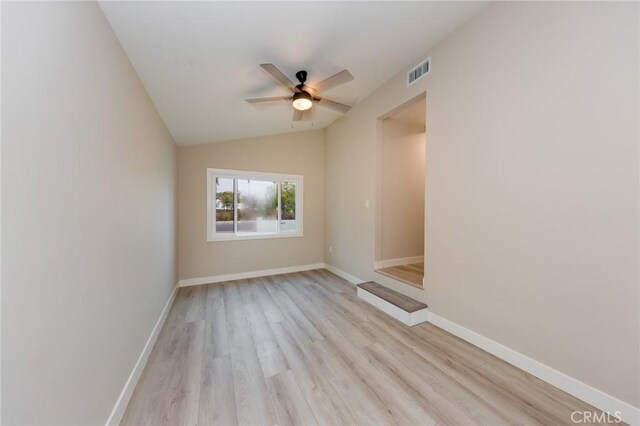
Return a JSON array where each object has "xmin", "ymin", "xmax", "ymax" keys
[{"xmin": 357, "ymin": 281, "xmax": 428, "ymax": 326}]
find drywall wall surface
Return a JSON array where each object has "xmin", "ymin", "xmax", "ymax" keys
[
  {"xmin": 325, "ymin": 1, "xmax": 639, "ymax": 407},
  {"xmin": 178, "ymin": 130, "xmax": 325, "ymax": 280},
  {"xmin": 380, "ymin": 119, "xmax": 425, "ymax": 261},
  {"xmin": 2, "ymin": 2, "xmax": 177, "ymax": 424}
]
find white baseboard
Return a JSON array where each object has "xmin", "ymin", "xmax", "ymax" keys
[
  {"xmin": 106, "ymin": 262, "xmax": 640, "ymax": 425},
  {"xmin": 357, "ymin": 287, "xmax": 428, "ymax": 326},
  {"xmin": 374, "ymin": 255, "xmax": 424, "ymax": 270},
  {"xmin": 105, "ymin": 285, "xmax": 178, "ymax": 426},
  {"xmin": 426, "ymin": 312, "xmax": 640, "ymax": 425},
  {"xmin": 178, "ymin": 263, "xmax": 326, "ymax": 287},
  {"xmin": 327, "ymin": 261, "xmax": 639, "ymax": 423},
  {"xmin": 323, "ymin": 263, "xmax": 364, "ymax": 285}
]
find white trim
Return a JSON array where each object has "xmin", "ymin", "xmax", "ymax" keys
[
  {"xmin": 426, "ymin": 312, "xmax": 640, "ymax": 425},
  {"xmin": 105, "ymin": 265, "xmax": 639, "ymax": 425},
  {"xmin": 209, "ymin": 231, "xmax": 303, "ymax": 242},
  {"xmin": 207, "ymin": 168, "xmax": 303, "ymax": 242},
  {"xmin": 357, "ymin": 287, "xmax": 428, "ymax": 326},
  {"xmin": 105, "ymin": 285, "xmax": 179, "ymax": 426},
  {"xmin": 178, "ymin": 263, "xmax": 325, "ymax": 287},
  {"xmin": 207, "ymin": 168, "xmax": 302, "ymax": 181},
  {"xmin": 323, "ymin": 263, "xmax": 364, "ymax": 285},
  {"xmin": 374, "ymin": 255, "xmax": 424, "ymax": 269},
  {"xmin": 332, "ymin": 260, "xmax": 639, "ymax": 422},
  {"xmin": 0, "ymin": 3, "xmax": 3, "ymax": 419}
]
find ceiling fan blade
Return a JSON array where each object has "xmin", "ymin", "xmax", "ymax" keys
[
  {"xmin": 302, "ymin": 107, "xmax": 315, "ymax": 121},
  {"xmin": 292, "ymin": 108, "xmax": 303, "ymax": 121},
  {"xmin": 317, "ymin": 98, "xmax": 351, "ymax": 114},
  {"xmin": 260, "ymin": 64, "xmax": 297, "ymax": 92},
  {"xmin": 313, "ymin": 70, "xmax": 354, "ymax": 93},
  {"xmin": 245, "ymin": 96, "xmax": 292, "ymax": 104}
]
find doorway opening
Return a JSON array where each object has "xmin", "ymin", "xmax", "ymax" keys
[{"xmin": 375, "ymin": 94, "xmax": 426, "ymax": 288}]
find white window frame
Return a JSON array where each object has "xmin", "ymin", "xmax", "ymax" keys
[{"xmin": 207, "ymin": 168, "xmax": 303, "ymax": 242}]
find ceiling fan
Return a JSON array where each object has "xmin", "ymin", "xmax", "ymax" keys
[{"xmin": 245, "ymin": 63, "xmax": 354, "ymax": 121}]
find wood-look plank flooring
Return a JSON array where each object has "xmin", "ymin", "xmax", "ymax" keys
[
  {"xmin": 358, "ymin": 281, "xmax": 427, "ymax": 312},
  {"xmin": 121, "ymin": 269, "xmax": 608, "ymax": 426},
  {"xmin": 376, "ymin": 262, "xmax": 424, "ymax": 288}
]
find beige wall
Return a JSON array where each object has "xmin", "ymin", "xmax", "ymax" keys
[
  {"xmin": 178, "ymin": 130, "xmax": 325, "ymax": 280},
  {"xmin": 1, "ymin": 2, "xmax": 177, "ymax": 424},
  {"xmin": 380, "ymin": 119, "xmax": 425, "ymax": 261},
  {"xmin": 325, "ymin": 1, "xmax": 639, "ymax": 408}
]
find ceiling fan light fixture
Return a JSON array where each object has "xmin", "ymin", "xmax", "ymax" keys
[{"xmin": 292, "ymin": 91, "xmax": 313, "ymax": 111}]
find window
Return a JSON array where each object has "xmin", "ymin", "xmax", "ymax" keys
[{"xmin": 207, "ymin": 168, "xmax": 303, "ymax": 241}]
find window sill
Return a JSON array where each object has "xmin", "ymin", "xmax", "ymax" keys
[{"xmin": 207, "ymin": 232, "xmax": 303, "ymax": 242}]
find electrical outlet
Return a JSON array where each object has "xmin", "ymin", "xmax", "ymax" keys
[
  {"xmin": 329, "ymin": 246, "xmax": 333, "ymax": 253},
  {"xmin": 365, "ymin": 199, "xmax": 370, "ymax": 208}
]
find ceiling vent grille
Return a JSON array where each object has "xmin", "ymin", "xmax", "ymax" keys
[{"xmin": 407, "ymin": 58, "xmax": 431, "ymax": 86}]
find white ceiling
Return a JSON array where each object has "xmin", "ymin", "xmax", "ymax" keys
[{"xmin": 100, "ymin": 2, "xmax": 485, "ymax": 146}]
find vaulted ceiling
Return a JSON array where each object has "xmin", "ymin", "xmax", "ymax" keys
[{"xmin": 100, "ymin": 2, "xmax": 485, "ymax": 146}]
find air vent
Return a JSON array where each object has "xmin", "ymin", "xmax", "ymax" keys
[{"xmin": 407, "ymin": 58, "xmax": 431, "ymax": 86}]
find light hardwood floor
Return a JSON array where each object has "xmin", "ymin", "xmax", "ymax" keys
[
  {"xmin": 121, "ymin": 269, "xmax": 607, "ymax": 425},
  {"xmin": 376, "ymin": 262, "xmax": 424, "ymax": 288}
]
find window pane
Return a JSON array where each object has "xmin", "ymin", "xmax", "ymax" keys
[
  {"xmin": 215, "ymin": 177, "xmax": 234, "ymax": 233},
  {"xmin": 237, "ymin": 179, "xmax": 278, "ymax": 233},
  {"xmin": 280, "ymin": 181, "xmax": 297, "ymax": 232}
]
